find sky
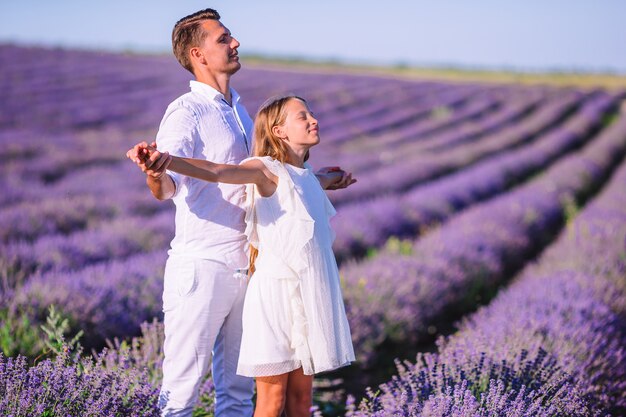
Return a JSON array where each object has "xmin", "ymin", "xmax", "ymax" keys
[{"xmin": 1, "ymin": 0, "xmax": 625, "ymax": 74}]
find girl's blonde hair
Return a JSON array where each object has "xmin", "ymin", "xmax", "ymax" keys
[
  {"xmin": 248, "ymin": 94, "xmax": 309, "ymax": 274},
  {"xmin": 252, "ymin": 94, "xmax": 309, "ymax": 162}
]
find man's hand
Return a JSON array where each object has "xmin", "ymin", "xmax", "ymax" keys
[
  {"xmin": 126, "ymin": 141, "xmax": 172, "ymax": 179},
  {"xmin": 316, "ymin": 166, "xmax": 357, "ymax": 190}
]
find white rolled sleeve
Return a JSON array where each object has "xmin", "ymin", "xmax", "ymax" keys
[{"xmin": 156, "ymin": 104, "xmax": 198, "ymax": 198}]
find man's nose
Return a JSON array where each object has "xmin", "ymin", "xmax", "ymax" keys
[{"xmin": 231, "ymin": 37, "xmax": 240, "ymax": 48}]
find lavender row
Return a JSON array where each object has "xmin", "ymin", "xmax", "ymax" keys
[
  {"xmin": 333, "ymin": 86, "xmax": 550, "ymax": 156},
  {"xmin": 338, "ymin": 84, "xmax": 543, "ymax": 157},
  {"xmin": 0, "ymin": 94, "xmax": 559, "ymax": 248},
  {"xmin": 0, "ymin": 188, "xmax": 165, "ymax": 244},
  {"xmin": 0, "ymin": 318, "xmax": 218, "ymax": 416},
  {"xmin": 1, "ymin": 127, "xmax": 156, "ymax": 185},
  {"xmin": 369, "ymin": 89, "xmax": 544, "ymax": 158},
  {"xmin": 0, "ymin": 161, "xmax": 170, "ymax": 247},
  {"xmin": 351, "ymin": 124, "xmax": 626, "ymax": 417},
  {"xmin": 9, "ymin": 249, "xmax": 166, "ymax": 348},
  {"xmin": 9, "ymin": 98, "xmax": 622, "ymax": 361},
  {"xmin": 319, "ymin": 88, "xmax": 525, "ymax": 171},
  {"xmin": 234, "ymin": 67, "xmax": 433, "ymax": 118},
  {"xmin": 331, "ymin": 90, "xmax": 546, "ymax": 177},
  {"xmin": 331, "ymin": 91, "xmax": 619, "ymax": 260},
  {"xmin": 13, "ymin": 128, "xmax": 625, "ymax": 414},
  {"xmin": 1, "ymin": 210, "xmax": 173, "ymax": 294},
  {"xmin": 327, "ymin": 89, "xmax": 588, "ymax": 206},
  {"xmin": 335, "ymin": 91, "xmax": 593, "ymax": 203},
  {"xmin": 1, "ymin": 57, "xmax": 184, "ymax": 131},
  {"xmin": 0, "ymin": 349, "xmax": 160, "ymax": 416},
  {"xmin": 316, "ymin": 81, "xmax": 452, "ymax": 132},
  {"xmin": 0, "ymin": 163, "xmax": 170, "ymax": 241},
  {"xmin": 1, "ymin": 45, "xmax": 448, "ymax": 135},
  {"xmin": 0, "ymin": 194, "xmax": 117, "ymax": 243},
  {"xmin": 1, "ymin": 94, "xmax": 617, "ymax": 357},
  {"xmin": 1, "ymin": 83, "xmax": 492, "ymax": 189},
  {"xmin": 340, "ymin": 111, "xmax": 626, "ymax": 365},
  {"xmin": 1, "ymin": 45, "xmax": 553, "ymax": 158},
  {"xmin": 321, "ymin": 84, "xmax": 483, "ymax": 144}
]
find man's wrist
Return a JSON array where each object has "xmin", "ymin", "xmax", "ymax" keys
[
  {"xmin": 151, "ymin": 170, "xmax": 167, "ymax": 180},
  {"xmin": 147, "ymin": 172, "xmax": 168, "ymax": 184}
]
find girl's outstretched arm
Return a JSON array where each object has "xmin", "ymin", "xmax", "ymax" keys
[
  {"xmin": 134, "ymin": 143, "xmax": 278, "ymax": 197},
  {"xmin": 171, "ymin": 156, "xmax": 277, "ymax": 196}
]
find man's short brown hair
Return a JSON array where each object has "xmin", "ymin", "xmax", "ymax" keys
[{"xmin": 172, "ymin": 8, "xmax": 221, "ymax": 74}]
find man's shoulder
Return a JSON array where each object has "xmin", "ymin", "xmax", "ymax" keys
[{"xmin": 166, "ymin": 91, "xmax": 220, "ymax": 116}]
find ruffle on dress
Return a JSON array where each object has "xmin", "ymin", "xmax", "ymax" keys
[
  {"xmin": 303, "ymin": 162, "xmax": 338, "ymax": 243},
  {"xmin": 241, "ymin": 157, "xmax": 316, "ymax": 276},
  {"xmin": 288, "ymin": 275, "xmax": 314, "ymax": 374}
]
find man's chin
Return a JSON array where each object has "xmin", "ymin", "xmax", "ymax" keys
[{"xmin": 228, "ymin": 61, "xmax": 242, "ymax": 74}]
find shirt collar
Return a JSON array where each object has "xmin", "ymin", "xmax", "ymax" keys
[{"xmin": 189, "ymin": 80, "xmax": 240, "ymax": 105}]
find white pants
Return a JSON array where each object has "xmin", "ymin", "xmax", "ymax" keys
[{"xmin": 159, "ymin": 254, "xmax": 253, "ymax": 417}]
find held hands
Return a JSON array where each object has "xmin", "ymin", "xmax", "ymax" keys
[
  {"xmin": 125, "ymin": 144, "xmax": 356, "ymax": 189},
  {"xmin": 126, "ymin": 141, "xmax": 172, "ymax": 179},
  {"xmin": 316, "ymin": 166, "xmax": 357, "ymax": 190}
]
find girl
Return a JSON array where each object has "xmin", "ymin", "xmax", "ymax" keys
[{"xmin": 135, "ymin": 95, "xmax": 355, "ymax": 417}]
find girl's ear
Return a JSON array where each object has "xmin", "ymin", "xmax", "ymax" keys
[{"xmin": 272, "ymin": 125, "xmax": 287, "ymax": 140}]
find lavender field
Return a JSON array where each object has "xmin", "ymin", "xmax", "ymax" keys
[{"xmin": 1, "ymin": 44, "xmax": 625, "ymax": 416}]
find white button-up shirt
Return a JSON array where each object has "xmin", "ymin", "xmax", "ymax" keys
[{"xmin": 156, "ymin": 80, "xmax": 253, "ymax": 261}]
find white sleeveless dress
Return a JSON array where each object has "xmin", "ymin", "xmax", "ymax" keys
[{"xmin": 236, "ymin": 156, "xmax": 355, "ymax": 377}]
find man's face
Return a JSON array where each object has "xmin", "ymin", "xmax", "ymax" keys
[{"xmin": 194, "ymin": 19, "xmax": 241, "ymax": 76}]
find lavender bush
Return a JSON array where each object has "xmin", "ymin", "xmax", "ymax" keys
[
  {"xmin": 328, "ymin": 89, "xmax": 589, "ymax": 206},
  {"xmin": 103, "ymin": 320, "xmax": 217, "ymax": 416},
  {"xmin": 9, "ymin": 250, "xmax": 165, "ymax": 348},
  {"xmin": 0, "ymin": 349, "xmax": 160, "ymax": 416},
  {"xmin": 331, "ymin": 92, "xmax": 620, "ymax": 260},
  {"xmin": 341, "ymin": 112, "xmax": 626, "ymax": 364},
  {"xmin": 349, "ymin": 121, "xmax": 626, "ymax": 417},
  {"xmin": 340, "ymin": 86, "xmax": 546, "ymax": 171},
  {"xmin": 348, "ymin": 349, "xmax": 593, "ymax": 416}
]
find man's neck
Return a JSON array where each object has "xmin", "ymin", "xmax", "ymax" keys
[{"xmin": 195, "ymin": 72, "xmax": 232, "ymax": 104}]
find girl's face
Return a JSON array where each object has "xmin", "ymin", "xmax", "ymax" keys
[{"xmin": 275, "ymin": 98, "xmax": 320, "ymax": 148}]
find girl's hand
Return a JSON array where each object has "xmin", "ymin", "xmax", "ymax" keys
[
  {"xmin": 316, "ymin": 166, "xmax": 357, "ymax": 190},
  {"xmin": 326, "ymin": 171, "xmax": 356, "ymax": 190}
]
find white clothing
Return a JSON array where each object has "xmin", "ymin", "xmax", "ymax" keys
[
  {"xmin": 155, "ymin": 81, "xmax": 254, "ymax": 417},
  {"xmin": 237, "ymin": 157, "xmax": 355, "ymax": 377},
  {"xmin": 156, "ymin": 81, "xmax": 253, "ymax": 260},
  {"xmin": 159, "ymin": 255, "xmax": 253, "ymax": 416}
]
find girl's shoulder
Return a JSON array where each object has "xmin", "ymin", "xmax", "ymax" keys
[
  {"xmin": 240, "ymin": 155, "xmax": 278, "ymax": 167},
  {"xmin": 241, "ymin": 156, "xmax": 287, "ymax": 177},
  {"xmin": 241, "ymin": 155, "xmax": 270, "ymax": 162}
]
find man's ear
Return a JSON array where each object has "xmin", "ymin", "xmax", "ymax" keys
[{"xmin": 189, "ymin": 47, "xmax": 206, "ymax": 66}]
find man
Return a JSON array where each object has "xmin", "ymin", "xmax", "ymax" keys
[{"xmin": 128, "ymin": 8, "xmax": 354, "ymax": 416}]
